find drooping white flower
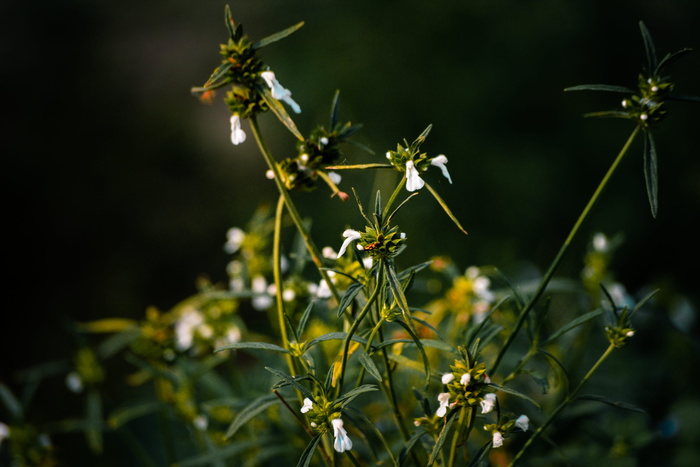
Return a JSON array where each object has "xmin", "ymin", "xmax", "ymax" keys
[
  {"xmin": 261, "ymin": 70, "xmax": 301, "ymax": 114},
  {"xmin": 514, "ymin": 414, "xmax": 529, "ymax": 431},
  {"xmin": 337, "ymin": 229, "xmax": 362, "ymax": 258},
  {"xmin": 430, "ymin": 155, "xmax": 452, "ymax": 184},
  {"xmin": 405, "ymin": 160, "xmax": 425, "ymax": 192},
  {"xmin": 230, "ymin": 114, "xmax": 246, "ymax": 145},
  {"xmin": 441, "ymin": 373, "xmax": 455, "ymax": 384},
  {"xmin": 492, "ymin": 431, "xmax": 504, "ymax": 448},
  {"xmin": 436, "ymin": 392, "xmax": 451, "ymax": 417},
  {"xmin": 480, "ymin": 393, "xmax": 497, "ymax": 414},
  {"xmin": 460, "ymin": 373, "xmax": 471, "ymax": 386},
  {"xmin": 300, "ymin": 398, "xmax": 314, "ymax": 414},
  {"xmin": 331, "ymin": 418, "xmax": 353, "ymax": 452}
]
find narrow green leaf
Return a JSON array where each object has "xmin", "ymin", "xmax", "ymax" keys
[
  {"xmin": 345, "ymin": 407, "xmax": 398, "ymax": 466},
  {"xmin": 424, "ymin": 182, "xmax": 467, "ymax": 234},
  {"xmin": 265, "ymin": 367, "xmax": 314, "ymax": 400},
  {"xmin": 260, "ymin": 89, "xmax": 304, "ymax": 141},
  {"xmin": 656, "ymin": 48, "xmax": 693, "ymax": 74},
  {"xmin": 639, "ymin": 21, "xmax": 658, "ymax": 73},
  {"xmin": 488, "ymin": 383, "xmax": 540, "ymax": 409},
  {"xmin": 306, "ymin": 332, "xmax": 367, "ymax": 350},
  {"xmin": 564, "ymin": 84, "xmax": 634, "ymax": 93},
  {"xmin": 576, "ymin": 394, "xmax": 647, "ymax": 413},
  {"xmin": 630, "ymin": 288, "xmax": 659, "ymax": 318},
  {"xmin": 667, "ymin": 93, "xmax": 700, "ymax": 103},
  {"xmin": 215, "ymin": 341, "xmax": 291, "ymax": 354},
  {"xmin": 426, "ymin": 409, "xmax": 458, "ymax": 467},
  {"xmin": 337, "ymin": 282, "xmax": 364, "ymax": 317},
  {"xmin": 253, "ymin": 21, "xmax": 304, "ymax": 50},
  {"xmin": 109, "ymin": 400, "xmax": 165, "ymax": 428},
  {"xmin": 398, "ymin": 428, "xmax": 428, "ymax": 466},
  {"xmin": 298, "ymin": 301, "xmax": 314, "ymax": 337},
  {"xmin": 467, "ymin": 440, "xmax": 492, "ymax": 467},
  {"xmin": 543, "ymin": 309, "xmax": 604, "ymax": 345},
  {"xmin": 225, "ymin": 394, "xmax": 279, "ymax": 438},
  {"xmin": 224, "ymin": 5, "xmax": 236, "ymax": 39},
  {"xmin": 330, "ymin": 89, "xmax": 341, "ymax": 128},
  {"xmin": 197, "ymin": 62, "xmax": 233, "ymax": 91},
  {"xmin": 393, "ymin": 319, "xmax": 431, "ymax": 391},
  {"xmin": 584, "ymin": 110, "xmax": 634, "ymax": 119},
  {"xmin": 643, "ymin": 131, "xmax": 659, "ymax": 218},
  {"xmin": 0, "ymin": 382, "xmax": 23, "ymax": 421},
  {"xmin": 358, "ymin": 350, "xmax": 382, "ymax": 382},
  {"xmin": 337, "ymin": 384, "xmax": 379, "ymax": 407},
  {"xmin": 85, "ymin": 390, "xmax": 104, "ymax": 454},
  {"xmin": 297, "ymin": 433, "xmax": 323, "ymax": 467}
]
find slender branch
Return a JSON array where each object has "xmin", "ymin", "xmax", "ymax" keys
[
  {"xmin": 273, "ymin": 194, "xmax": 296, "ymax": 375},
  {"xmin": 490, "ymin": 125, "xmax": 641, "ymax": 375}
]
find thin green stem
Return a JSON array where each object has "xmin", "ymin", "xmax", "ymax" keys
[
  {"xmin": 508, "ymin": 343, "xmax": 616, "ymax": 466},
  {"xmin": 490, "ymin": 125, "xmax": 641, "ymax": 375},
  {"xmin": 249, "ymin": 116, "xmax": 342, "ymax": 305},
  {"xmin": 273, "ymin": 194, "xmax": 297, "ymax": 375}
]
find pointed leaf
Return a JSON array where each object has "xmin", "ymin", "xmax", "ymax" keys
[
  {"xmin": 643, "ymin": 131, "xmax": 659, "ymax": 218},
  {"xmin": 306, "ymin": 332, "xmax": 367, "ymax": 351},
  {"xmin": 337, "ymin": 384, "xmax": 379, "ymax": 407},
  {"xmin": 297, "ymin": 433, "xmax": 323, "ymax": 467},
  {"xmin": 297, "ymin": 301, "xmax": 314, "ymax": 337},
  {"xmin": 85, "ymin": 390, "xmax": 104, "ymax": 454},
  {"xmin": 337, "ymin": 282, "xmax": 364, "ymax": 317},
  {"xmin": 330, "ymin": 89, "xmax": 341, "ymax": 128},
  {"xmin": 576, "ymin": 394, "xmax": 647, "ymax": 413},
  {"xmin": 639, "ymin": 21, "xmax": 658, "ymax": 73},
  {"xmin": 0, "ymin": 382, "xmax": 23, "ymax": 421},
  {"xmin": 656, "ymin": 48, "xmax": 693, "ymax": 74},
  {"xmin": 564, "ymin": 84, "xmax": 634, "ymax": 93},
  {"xmin": 358, "ymin": 350, "xmax": 382, "ymax": 382},
  {"xmin": 253, "ymin": 22, "xmax": 304, "ymax": 50},
  {"xmin": 488, "ymin": 383, "xmax": 540, "ymax": 409},
  {"xmin": 424, "ymin": 182, "xmax": 467, "ymax": 234},
  {"xmin": 543, "ymin": 309, "xmax": 604, "ymax": 345},
  {"xmin": 225, "ymin": 394, "xmax": 279, "ymax": 438},
  {"xmin": 215, "ymin": 341, "xmax": 290, "ymax": 354},
  {"xmin": 260, "ymin": 88, "xmax": 304, "ymax": 141},
  {"xmin": 265, "ymin": 367, "xmax": 314, "ymax": 400},
  {"xmin": 426, "ymin": 409, "xmax": 458, "ymax": 466},
  {"xmin": 393, "ymin": 319, "xmax": 431, "ymax": 391},
  {"xmin": 108, "ymin": 400, "xmax": 165, "ymax": 428}
]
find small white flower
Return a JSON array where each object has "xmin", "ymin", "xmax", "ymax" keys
[
  {"xmin": 480, "ymin": 393, "xmax": 497, "ymax": 414},
  {"xmin": 442, "ymin": 373, "xmax": 454, "ymax": 384},
  {"xmin": 261, "ymin": 70, "xmax": 301, "ymax": 114},
  {"xmin": 320, "ymin": 137, "xmax": 329, "ymax": 146},
  {"xmin": 328, "ymin": 171, "xmax": 342, "ymax": 185},
  {"xmin": 230, "ymin": 114, "xmax": 246, "ymax": 145},
  {"xmin": 65, "ymin": 371, "xmax": 84, "ymax": 393},
  {"xmin": 430, "ymin": 155, "xmax": 452, "ymax": 184},
  {"xmin": 322, "ymin": 246, "xmax": 337, "ymax": 259},
  {"xmin": 265, "ymin": 169, "xmax": 275, "ymax": 179},
  {"xmin": 460, "ymin": 373, "xmax": 471, "ymax": 386},
  {"xmin": 251, "ymin": 276, "xmax": 273, "ymax": 310},
  {"xmin": 386, "ymin": 151, "xmax": 392, "ymax": 160},
  {"xmin": 405, "ymin": 160, "xmax": 425, "ymax": 191},
  {"xmin": 194, "ymin": 415, "xmax": 208, "ymax": 431},
  {"xmin": 492, "ymin": 431, "xmax": 504, "ymax": 448},
  {"xmin": 300, "ymin": 398, "xmax": 314, "ymax": 414},
  {"xmin": 282, "ymin": 289, "xmax": 296, "ymax": 302},
  {"xmin": 0, "ymin": 422, "xmax": 9, "ymax": 446},
  {"xmin": 175, "ymin": 307, "xmax": 204, "ymax": 350},
  {"xmin": 337, "ymin": 229, "xmax": 362, "ymax": 258},
  {"xmin": 331, "ymin": 418, "xmax": 353, "ymax": 452},
  {"xmin": 514, "ymin": 414, "xmax": 529, "ymax": 431},
  {"xmin": 436, "ymin": 392, "xmax": 451, "ymax": 417},
  {"xmin": 224, "ymin": 227, "xmax": 246, "ymax": 254},
  {"xmin": 593, "ymin": 232, "xmax": 608, "ymax": 252}
]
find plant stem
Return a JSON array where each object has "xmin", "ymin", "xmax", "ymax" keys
[
  {"xmin": 508, "ymin": 343, "xmax": 616, "ymax": 466},
  {"xmin": 249, "ymin": 116, "xmax": 342, "ymax": 305},
  {"xmin": 490, "ymin": 125, "xmax": 641, "ymax": 375},
  {"xmin": 273, "ymin": 194, "xmax": 297, "ymax": 375}
]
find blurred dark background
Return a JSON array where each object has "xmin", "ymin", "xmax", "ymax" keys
[{"xmin": 2, "ymin": 0, "xmax": 699, "ymax": 464}]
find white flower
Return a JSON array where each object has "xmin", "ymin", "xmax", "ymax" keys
[
  {"xmin": 441, "ymin": 373, "xmax": 454, "ymax": 384},
  {"xmin": 194, "ymin": 415, "xmax": 208, "ymax": 431},
  {"xmin": 436, "ymin": 392, "xmax": 451, "ymax": 417},
  {"xmin": 175, "ymin": 307, "xmax": 204, "ymax": 350},
  {"xmin": 430, "ymin": 155, "xmax": 452, "ymax": 184},
  {"xmin": 514, "ymin": 414, "xmax": 529, "ymax": 431},
  {"xmin": 224, "ymin": 227, "xmax": 245, "ymax": 254},
  {"xmin": 337, "ymin": 229, "xmax": 362, "ymax": 258},
  {"xmin": 261, "ymin": 70, "xmax": 301, "ymax": 114},
  {"xmin": 480, "ymin": 393, "xmax": 497, "ymax": 414},
  {"xmin": 0, "ymin": 422, "xmax": 9, "ymax": 447},
  {"xmin": 65, "ymin": 371, "xmax": 84, "ymax": 393},
  {"xmin": 328, "ymin": 171, "xmax": 342, "ymax": 185},
  {"xmin": 405, "ymin": 160, "xmax": 425, "ymax": 191},
  {"xmin": 300, "ymin": 398, "xmax": 314, "ymax": 414},
  {"xmin": 331, "ymin": 418, "xmax": 353, "ymax": 452},
  {"xmin": 251, "ymin": 276, "xmax": 273, "ymax": 310},
  {"xmin": 460, "ymin": 373, "xmax": 471, "ymax": 386},
  {"xmin": 492, "ymin": 431, "xmax": 504, "ymax": 448},
  {"xmin": 230, "ymin": 114, "xmax": 246, "ymax": 145}
]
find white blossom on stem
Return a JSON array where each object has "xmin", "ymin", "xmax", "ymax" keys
[
  {"xmin": 492, "ymin": 431, "xmax": 504, "ymax": 448},
  {"xmin": 460, "ymin": 373, "xmax": 471, "ymax": 386},
  {"xmin": 300, "ymin": 398, "xmax": 314, "ymax": 414},
  {"xmin": 337, "ymin": 229, "xmax": 362, "ymax": 258},
  {"xmin": 430, "ymin": 155, "xmax": 452, "ymax": 183},
  {"xmin": 480, "ymin": 393, "xmax": 497, "ymax": 414},
  {"xmin": 441, "ymin": 373, "xmax": 454, "ymax": 384},
  {"xmin": 230, "ymin": 114, "xmax": 246, "ymax": 145},
  {"xmin": 405, "ymin": 160, "xmax": 425, "ymax": 192},
  {"xmin": 436, "ymin": 392, "xmax": 451, "ymax": 417},
  {"xmin": 331, "ymin": 418, "xmax": 352, "ymax": 452},
  {"xmin": 261, "ymin": 70, "xmax": 301, "ymax": 113},
  {"xmin": 515, "ymin": 414, "xmax": 529, "ymax": 431}
]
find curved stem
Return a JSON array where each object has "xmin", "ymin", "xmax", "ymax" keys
[
  {"xmin": 249, "ymin": 116, "xmax": 342, "ymax": 305},
  {"xmin": 508, "ymin": 343, "xmax": 616, "ymax": 466},
  {"xmin": 490, "ymin": 125, "xmax": 641, "ymax": 375},
  {"xmin": 273, "ymin": 194, "xmax": 296, "ymax": 375}
]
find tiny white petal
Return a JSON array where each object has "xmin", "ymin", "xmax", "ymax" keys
[
  {"xmin": 337, "ymin": 229, "xmax": 362, "ymax": 258},
  {"xmin": 332, "ymin": 418, "xmax": 353, "ymax": 452},
  {"xmin": 480, "ymin": 393, "xmax": 497, "ymax": 414},
  {"xmin": 300, "ymin": 398, "xmax": 314, "ymax": 413},
  {"xmin": 328, "ymin": 171, "xmax": 342, "ymax": 185},
  {"xmin": 430, "ymin": 155, "xmax": 452, "ymax": 184},
  {"xmin": 515, "ymin": 415, "xmax": 529, "ymax": 431},
  {"xmin": 492, "ymin": 431, "xmax": 504, "ymax": 448},
  {"xmin": 441, "ymin": 373, "xmax": 454, "ymax": 384},
  {"xmin": 230, "ymin": 115, "xmax": 246, "ymax": 145},
  {"xmin": 460, "ymin": 373, "xmax": 471, "ymax": 386},
  {"xmin": 261, "ymin": 70, "xmax": 301, "ymax": 113},
  {"xmin": 405, "ymin": 161, "xmax": 425, "ymax": 192},
  {"xmin": 436, "ymin": 392, "xmax": 451, "ymax": 417}
]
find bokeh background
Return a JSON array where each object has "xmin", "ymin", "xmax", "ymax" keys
[{"xmin": 3, "ymin": 0, "xmax": 699, "ymax": 465}]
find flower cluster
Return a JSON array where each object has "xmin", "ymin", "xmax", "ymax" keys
[
  {"xmin": 299, "ymin": 397, "xmax": 352, "ymax": 453},
  {"xmin": 483, "ymin": 414, "xmax": 529, "ymax": 448},
  {"xmin": 385, "ymin": 125, "xmax": 452, "ymax": 192},
  {"xmin": 436, "ymin": 358, "xmax": 494, "ymax": 418}
]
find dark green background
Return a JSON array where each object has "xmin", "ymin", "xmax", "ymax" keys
[{"xmin": 3, "ymin": 0, "xmax": 699, "ymax": 465}]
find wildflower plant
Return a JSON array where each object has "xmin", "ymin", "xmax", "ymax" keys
[{"xmin": 3, "ymin": 8, "xmax": 698, "ymax": 467}]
